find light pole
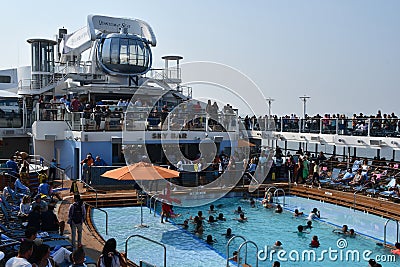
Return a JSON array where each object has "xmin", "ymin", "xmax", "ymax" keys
[
  {"xmin": 299, "ymin": 95, "xmax": 310, "ymax": 119},
  {"xmin": 265, "ymin": 97, "xmax": 275, "ymax": 117}
]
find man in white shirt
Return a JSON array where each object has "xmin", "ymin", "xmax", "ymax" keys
[{"xmin": 6, "ymin": 239, "xmax": 33, "ymax": 267}]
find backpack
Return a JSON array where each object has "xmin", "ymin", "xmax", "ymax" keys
[{"xmin": 72, "ymin": 202, "xmax": 83, "ymax": 224}]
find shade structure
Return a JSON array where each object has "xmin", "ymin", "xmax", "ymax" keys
[
  {"xmin": 101, "ymin": 162, "xmax": 179, "ymax": 181},
  {"xmin": 101, "ymin": 162, "xmax": 179, "ymax": 228}
]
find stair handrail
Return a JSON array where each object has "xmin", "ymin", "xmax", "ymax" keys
[
  {"xmin": 85, "ymin": 202, "xmax": 108, "ymax": 235},
  {"xmin": 80, "ymin": 180, "xmax": 98, "ymax": 208}
]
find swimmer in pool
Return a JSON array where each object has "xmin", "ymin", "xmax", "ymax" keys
[
  {"xmin": 222, "ymin": 228, "xmax": 234, "ymax": 238},
  {"xmin": 178, "ymin": 219, "xmax": 189, "ymax": 229},
  {"xmin": 310, "ymin": 235, "xmax": 320, "ymax": 248},
  {"xmin": 271, "ymin": 240, "xmax": 283, "ymax": 250},
  {"xmin": 235, "ymin": 206, "xmax": 244, "ymax": 214},
  {"xmin": 304, "ymin": 221, "xmax": 313, "ymax": 229},
  {"xmin": 236, "ymin": 213, "xmax": 247, "ymax": 222},
  {"xmin": 294, "ymin": 209, "xmax": 304, "ymax": 217},
  {"xmin": 332, "ymin": 224, "xmax": 348, "ymax": 234},
  {"xmin": 208, "ymin": 215, "xmax": 217, "ymax": 223},
  {"xmin": 307, "ymin": 208, "xmax": 320, "ymax": 220},
  {"xmin": 209, "ymin": 204, "xmax": 216, "ymax": 213},
  {"xmin": 348, "ymin": 228, "xmax": 356, "ymax": 237},
  {"xmin": 275, "ymin": 204, "xmax": 283, "ymax": 213},
  {"xmin": 206, "ymin": 234, "xmax": 216, "ymax": 244},
  {"xmin": 217, "ymin": 213, "xmax": 226, "ymax": 221},
  {"xmin": 391, "ymin": 242, "xmax": 400, "ymax": 255}
]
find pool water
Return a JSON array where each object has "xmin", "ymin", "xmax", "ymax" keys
[{"xmin": 92, "ymin": 196, "xmax": 399, "ymax": 267}]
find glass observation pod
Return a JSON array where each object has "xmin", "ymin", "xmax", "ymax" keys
[{"xmin": 97, "ymin": 33, "xmax": 152, "ymax": 75}]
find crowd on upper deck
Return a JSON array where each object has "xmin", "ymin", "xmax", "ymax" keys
[{"xmin": 241, "ymin": 110, "xmax": 400, "ymax": 137}]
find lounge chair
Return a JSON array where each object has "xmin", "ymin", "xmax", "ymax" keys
[
  {"xmin": 319, "ymin": 168, "xmax": 341, "ymax": 188},
  {"xmin": 378, "ymin": 178, "xmax": 399, "ymax": 198}
]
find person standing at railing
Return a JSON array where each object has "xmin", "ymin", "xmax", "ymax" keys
[
  {"xmin": 49, "ymin": 96, "xmax": 60, "ymax": 120},
  {"xmin": 48, "ymin": 158, "xmax": 57, "ymax": 181},
  {"xmin": 71, "ymin": 96, "xmax": 81, "ymax": 112},
  {"xmin": 94, "ymin": 156, "xmax": 107, "ymax": 166},
  {"xmin": 60, "ymin": 95, "xmax": 68, "ymax": 119}
]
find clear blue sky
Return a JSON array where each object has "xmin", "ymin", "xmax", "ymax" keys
[{"xmin": 1, "ymin": 0, "xmax": 399, "ymax": 117}]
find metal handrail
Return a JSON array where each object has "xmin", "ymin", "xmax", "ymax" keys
[
  {"xmin": 125, "ymin": 234, "xmax": 167, "ymax": 267},
  {"xmin": 273, "ymin": 188, "xmax": 285, "ymax": 206},
  {"xmin": 384, "ymin": 219, "xmax": 399, "ymax": 246},
  {"xmin": 226, "ymin": 235, "xmax": 246, "ymax": 267},
  {"xmin": 237, "ymin": 240, "xmax": 259, "ymax": 267},
  {"xmin": 80, "ymin": 180, "xmax": 98, "ymax": 207},
  {"xmin": 265, "ymin": 186, "xmax": 278, "ymax": 200},
  {"xmin": 149, "ymin": 194, "xmax": 159, "ymax": 216},
  {"xmin": 85, "ymin": 202, "xmax": 108, "ymax": 235}
]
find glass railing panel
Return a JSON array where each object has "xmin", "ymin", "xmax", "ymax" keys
[
  {"xmin": 281, "ymin": 118, "xmax": 300, "ymax": 133},
  {"xmin": 0, "ymin": 113, "xmax": 23, "ymax": 128}
]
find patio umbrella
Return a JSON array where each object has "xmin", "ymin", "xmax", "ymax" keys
[
  {"xmin": 101, "ymin": 162, "xmax": 179, "ymax": 181},
  {"xmin": 101, "ymin": 162, "xmax": 180, "ymax": 227}
]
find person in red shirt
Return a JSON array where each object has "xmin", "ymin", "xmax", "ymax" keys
[
  {"xmin": 310, "ymin": 235, "xmax": 320, "ymax": 248},
  {"xmin": 161, "ymin": 202, "xmax": 172, "ymax": 223}
]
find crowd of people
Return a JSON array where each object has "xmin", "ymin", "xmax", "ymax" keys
[{"xmin": 242, "ymin": 110, "xmax": 400, "ymax": 136}]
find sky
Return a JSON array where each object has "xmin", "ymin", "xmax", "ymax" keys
[{"xmin": 0, "ymin": 0, "xmax": 399, "ymax": 117}]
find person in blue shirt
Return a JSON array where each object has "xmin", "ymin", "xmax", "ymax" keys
[
  {"xmin": 14, "ymin": 177, "xmax": 29, "ymax": 195},
  {"xmin": 247, "ymin": 158, "xmax": 257, "ymax": 176},
  {"xmin": 38, "ymin": 179, "xmax": 50, "ymax": 196},
  {"xmin": 93, "ymin": 156, "xmax": 107, "ymax": 166},
  {"xmin": 5, "ymin": 156, "xmax": 18, "ymax": 175},
  {"xmin": 48, "ymin": 158, "xmax": 57, "ymax": 181}
]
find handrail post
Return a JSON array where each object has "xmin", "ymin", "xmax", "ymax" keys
[
  {"xmin": 86, "ymin": 202, "xmax": 108, "ymax": 235},
  {"xmin": 237, "ymin": 240, "xmax": 259, "ymax": 267},
  {"xmin": 80, "ymin": 180, "xmax": 98, "ymax": 207},
  {"xmin": 125, "ymin": 234, "xmax": 167, "ymax": 267},
  {"xmin": 274, "ymin": 188, "xmax": 285, "ymax": 206},
  {"xmin": 384, "ymin": 219, "xmax": 399, "ymax": 246},
  {"xmin": 226, "ymin": 235, "xmax": 247, "ymax": 267}
]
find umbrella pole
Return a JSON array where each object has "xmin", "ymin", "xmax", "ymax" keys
[{"xmin": 136, "ymin": 191, "xmax": 149, "ymax": 228}]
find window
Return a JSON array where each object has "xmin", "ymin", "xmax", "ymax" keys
[
  {"xmin": 0, "ymin": 75, "xmax": 11, "ymax": 83},
  {"xmin": 101, "ymin": 38, "xmax": 111, "ymax": 64}
]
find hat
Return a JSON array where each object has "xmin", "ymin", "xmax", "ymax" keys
[{"xmin": 35, "ymin": 194, "xmax": 41, "ymax": 200}]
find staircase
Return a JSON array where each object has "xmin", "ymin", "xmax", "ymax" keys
[{"xmin": 80, "ymin": 190, "xmax": 140, "ymax": 208}]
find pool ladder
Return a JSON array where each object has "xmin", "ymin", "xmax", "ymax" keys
[
  {"xmin": 125, "ymin": 234, "xmax": 167, "ymax": 267},
  {"xmin": 226, "ymin": 235, "xmax": 259, "ymax": 267},
  {"xmin": 265, "ymin": 186, "xmax": 286, "ymax": 206},
  {"xmin": 383, "ymin": 218, "xmax": 399, "ymax": 246},
  {"xmin": 148, "ymin": 194, "xmax": 159, "ymax": 217}
]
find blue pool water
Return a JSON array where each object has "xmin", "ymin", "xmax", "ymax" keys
[{"xmin": 92, "ymin": 196, "xmax": 400, "ymax": 267}]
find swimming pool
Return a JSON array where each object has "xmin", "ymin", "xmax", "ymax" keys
[{"xmin": 92, "ymin": 196, "xmax": 399, "ymax": 266}]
